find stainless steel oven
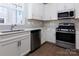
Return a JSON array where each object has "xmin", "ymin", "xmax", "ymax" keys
[
  {"xmin": 56, "ymin": 32, "xmax": 75, "ymax": 44},
  {"xmin": 56, "ymin": 23, "xmax": 75, "ymax": 49}
]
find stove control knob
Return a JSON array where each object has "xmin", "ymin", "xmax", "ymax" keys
[
  {"xmin": 72, "ymin": 30, "xmax": 74, "ymax": 32},
  {"xmin": 69, "ymin": 29, "xmax": 71, "ymax": 32},
  {"xmin": 70, "ymin": 29, "xmax": 71, "ymax": 31},
  {"xmin": 68, "ymin": 29, "xmax": 70, "ymax": 31}
]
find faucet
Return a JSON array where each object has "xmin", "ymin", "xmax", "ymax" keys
[{"xmin": 11, "ymin": 24, "xmax": 17, "ymax": 31}]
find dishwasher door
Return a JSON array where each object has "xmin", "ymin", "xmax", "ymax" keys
[{"xmin": 31, "ymin": 30, "xmax": 41, "ymax": 51}]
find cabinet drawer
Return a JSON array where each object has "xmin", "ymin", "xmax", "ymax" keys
[
  {"xmin": 0, "ymin": 34, "xmax": 30, "ymax": 46},
  {"xmin": 0, "ymin": 31, "xmax": 30, "ymax": 40}
]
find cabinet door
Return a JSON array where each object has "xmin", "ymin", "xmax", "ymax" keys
[
  {"xmin": 0, "ymin": 42, "xmax": 18, "ymax": 56},
  {"xmin": 44, "ymin": 28, "xmax": 56, "ymax": 43},
  {"xmin": 74, "ymin": 3, "xmax": 79, "ymax": 18},
  {"xmin": 20, "ymin": 35, "xmax": 30, "ymax": 56},
  {"xmin": 43, "ymin": 3, "xmax": 57, "ymax": 20},
  {"xmin": 76, "ymin": 32, "xmax": 79, "ymax": 49},
  {"xmin": 41, "ymin": 28, "xmax": 46, "ymax": 44},
  {"xmin": 43, "ymin": 4, "xmax": 51, "ymax": 20},
  {"xmin": 57, "ymin": 3, "xmax": 65, "ymax": 12},
  {"xmin": 57, "ymin": 3, "xmax": 74, "ymax": 11},
  {"xmin": 32, "ymin": 3, "xmax": 43, "ymax": 20},
  {"xmin": 50, "ymin": 3, "xmax": 57, "ymax": 20},
  {"xmin": 64, "ymin": 3, "xmax": 74, "ymax": 11},
  {"xmin": 38, "ymin": 4, "xmax": 44, "ymax": 20},
  {"xmin": 26, "ymin": 3, "xmax": 43, "ymax": 20}
]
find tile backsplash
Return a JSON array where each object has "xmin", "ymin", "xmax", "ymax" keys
[
  {"xmin": 0, "ymin": 19, "xmax": 44, "ymax": 31},
  {"xmin": 0, "ymin": 19, "xmax": 79, "ymax": 31},
  {"xmin": 24, "ymin": 19, "xmax": 44, "ymax": 28},
  {"xmin": 43, "ymin": 19, "xmax": 79, "ymax": 31},
  {"xmin": 0, "ymin": 25, "xmax": 11, "ymax": 31}
]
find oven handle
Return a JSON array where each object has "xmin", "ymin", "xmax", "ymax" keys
[{"xmin": 56, "ymin": 31, "xmax": 75, "ymax": 34}]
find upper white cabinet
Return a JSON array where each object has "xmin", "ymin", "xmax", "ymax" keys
[
  {"xmin": 43, "ymin": 3, "xmax": 58, "ymax": 20},
  {"xmin": 74, "ymin": 3, "xmax": 79, "ymax": 18},
  {"xmin": 42, "ymin": 4, "xmax": 50, "ymax": 20},
  {"xmin": 49, "ymin": 4, "xmax": 58, "ymax": 20},
  {"xmin": 64, "ymin": 3, "xmax": 74, "ymax": 11},
  {"xmin": 57, "ymin": 3, "xmax": 65, "ymax": 12},
  {"xmin": 25, "ymin": 3, "xmax": 43, "ymax": 20},
  {"xmin": 57, "ymin": 3, "xmax": 74, "ymax": 12},
  {"xmin": 43, "ymin": 3, "xmax": 75, "ymax": 20}
]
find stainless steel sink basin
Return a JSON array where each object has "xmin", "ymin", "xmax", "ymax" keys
[{"xmin": 1, "ymin": 30, "xmax": 24, "ymax": 33}]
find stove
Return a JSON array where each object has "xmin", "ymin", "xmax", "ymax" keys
[
  {"xmin": 56, "ymin": 23, "xmax": 75, "ymax": 33},
  {"xmin": 56, "ymin": 23, "xmax": 75, "ymax": 49}
]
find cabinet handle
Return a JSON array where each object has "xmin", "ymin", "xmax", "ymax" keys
[
  {"xmin": 17, "ymin": 41, "xmax": 19, "ymax": 47},
  {"xmin": 19, "ymin": 40, "xmax": 21, "ymax": 47},
  {"xmin": 17, "ymin": 41, "xmax": 21, "ymax": 47}
]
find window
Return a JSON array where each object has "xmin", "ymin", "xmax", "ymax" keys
[
  {"xmin": 16, "ymin": 4, "xmax": 23, "ymax": 24},
  {"xmin": 0, "ymin": 3, "xmax": 24, "ymax": 25},
  {"xmin": 0, "ymin": 6, "xmax": 8, "ymax": 23}
]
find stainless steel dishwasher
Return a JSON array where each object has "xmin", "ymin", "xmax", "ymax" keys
[{"xmin": 31, "ymin": 29, "xmax": 41, "ymax": 51}]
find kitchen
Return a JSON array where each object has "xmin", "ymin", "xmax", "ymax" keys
[{"xmin": 0, "ymin": 3, "xmax": 79, "ymax": 56}]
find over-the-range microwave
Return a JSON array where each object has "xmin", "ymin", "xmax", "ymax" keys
[{"xmin": 58, "ymin": 11, "xmax": 75, "ymax": 20}]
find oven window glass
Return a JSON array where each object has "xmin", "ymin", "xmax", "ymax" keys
[{"xmin": 56, "ymin": 32, "xmax": 75, "ymax": 43}]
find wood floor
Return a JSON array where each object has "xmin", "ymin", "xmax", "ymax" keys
[{"xmin": 28, "ymin": 42, "xmax": 79, "ymax": 56}]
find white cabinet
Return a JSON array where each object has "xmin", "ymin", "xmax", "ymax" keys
[
  {"xmin": 32, "ymin": 3, "xmax": 43, "ymax": 20},
  {"xmin": 41, "ymin": 27, "xmax": 46, "ymax": 44},
  {"xmin": 0, "ymin": 42, "xmax": 18, "ymax": 56},
  {"xmin": 49, "ymin": 4, "xmax": 58, "ymax": 20},
  {"xmin": 20, "ymin": 35, "xmax": 30, "ymax": 56},
  {"xmin": 76, "ymin": 31, "xmax": 79, "ymax": 49},
  {"xmin": 57, "ymin": 3, "xmax": 74, "ymax": 12},
  {"xmin": 25, "ymin": 3, "xmax": 43, "ymax": 20},
  {"xmin": 64, "ymin": 3, "xmax": 74, "ymax": 11},
  {"xmin": 0, "ymin": 31, "xmax": 30, "ymax": 56},
  {"xmin": 74, "ymin": 3, "xmax": 79, "ymax": 18},
  {"xmin": 42, "ymin": 27, "xmax": 56, "ymax": 43},
  {"xmin": 46, "ymin": 28, "xmax": 56, "ymax": 43},
  {"xmin": 43, "ymin": 4, "xmax": 50, "ymax": 20},
  {"xmin": 43, "ymin": 3, "xmax": 57, "ymax": 20},
  {"xmin": 43, "ymin": 3, "xmax": 75, "ymax": 20},
  {"xmin": 57, "ymin": 3, "xmax": 65, "ymax": 12}
]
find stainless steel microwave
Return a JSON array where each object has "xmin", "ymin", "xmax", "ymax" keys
[{"xmin": 58, "ymin": 11, "xmax": 75, "ymax": 20}]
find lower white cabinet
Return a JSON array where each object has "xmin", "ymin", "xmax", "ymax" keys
[
  {"xmin": 41, "ymin": 28, "xmax": 46, "ymax": 44},
  {"xmin": 42, "ymin": 27, "xmax": 56, "ymax": 43},
  {"xmin": 46, "ymin": 28, "xmax": 56, "ymax": 43},
  {"xmin": 20, "ymin": 35, "xmax": 30, "ymax": 56},
  {"xmin": 0, "ymin": 31, "xmax": 30, "ymax": 56},
  {"xmin": 0, "ymin": 42, "xmax": 18, "ymax": 56},
  {"xmin": 76, "ymin": 31, "xmax": 79, "ymax": 49}
]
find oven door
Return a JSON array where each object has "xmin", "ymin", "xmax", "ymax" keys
[{"xmin": 56, "ymin": 32, "xmax": 75, "ymax": 43}]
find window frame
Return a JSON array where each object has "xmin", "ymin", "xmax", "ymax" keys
[{"xmin": 0, "ymin": 3, "xmax": 24, "ymax": 25}]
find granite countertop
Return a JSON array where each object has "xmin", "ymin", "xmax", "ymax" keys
[{"xmin": 0, "ymin": 28, "xmax": 42, "ymax": 36}]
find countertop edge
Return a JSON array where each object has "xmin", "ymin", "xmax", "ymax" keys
[{"xmin": 0, "ymin": 28, "xmax": 42, "ymax": 36}]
